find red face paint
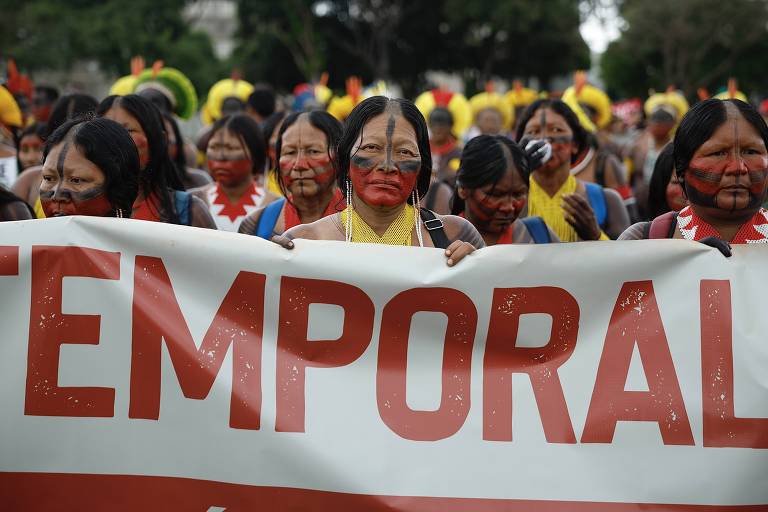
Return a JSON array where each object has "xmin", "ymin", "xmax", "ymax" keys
[
  {"xmin": 19, "ymin": 134, "xmax": 44, "ymax": 169},
  {"xmin": 40, "ymin": 186, "xmax": 114, "ymax": 217},
  {"xmin": 685, "ymin": 155, "xmax": 768, "ymax": 211},
  {"xmin": 132, "ymin": 133, "xmax": 150, "ymax": 169},
  {"xmin": 208, "ymin": 158, "xmax": 253, "ymax": 186},
  {"xmin": 466, "ymin": 189, "xmax": 526, "ymax": 233},
  {"xmin": 350, "ymin": 155, "xmax": 419, "ymax": 207},
  {"xmin": 665, "ymin": 180, "xmax": 687, "ymax": 212}
]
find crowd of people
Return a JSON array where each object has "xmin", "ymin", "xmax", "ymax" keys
[{"xmin": 1, "ymin": 61, "xmax": 767, "ymax": 264}]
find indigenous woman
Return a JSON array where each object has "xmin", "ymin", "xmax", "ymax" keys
[
  {"xmin": 423, "ymin": 107, "xmax": 462, "ymax": 215},
  {"xmin": 191, "ymin": 114, "xmax": 267, "ymax": 232},
  {"xmin": 517, "ymin": 99, "xmax": 630, "ymax": 241},
  {"xmin": 453, "ymin": 135, "xmax": 558, "ymax": 245},
  {"xmin": 262, "ymin": 110, "xmax": 287, "ymax": 195},
  {"xmin": 16, "ymin": 123, "xmax": 46, "ymax": 171},
  {"xmin": 97, "ymin": 94, "xmax": 216, "ymax": 228},
  {"xmin": 39, "ymin": 117, "xmax": 139, "ymax": 218},
  {"xmin": 273, "ymin": 96, "xmax": 483, "ymax": 267},
  {"xmin": 11, "ymin": 93, "xmax": 98, "ymax": 218},
  {"xmin": 645, "ymin": 143, "xmax": 687, "ymax": 220},
  {"xmin": 239, "ymin": 111, "xmax": 343, "ymax": 237},
  {"xmin": 161, "ymin": 111, "xmax": 212, "ymax": 190},
  {"xmin": 620, "ymin": 99, "xmax": 768, "ymax": 249}
]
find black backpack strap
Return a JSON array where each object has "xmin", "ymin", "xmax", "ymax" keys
[{"xmin": 419, "ymin": 208, "xmax": 450, "ymax": 249}]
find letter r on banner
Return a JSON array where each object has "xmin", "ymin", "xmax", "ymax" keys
[
  {"xmin": 275, "ymin": 277, "xmax": 374, "ymax": 432},
  {"xmin": 377, "ymin": 288, "xmax": 477, "ymax": 441},
  {"xmin": 483, "ymin": 287, "xmax": 579, "ymax": 443},
  {"xmin": 130, "ymin": 256, "xmax": 266, "ymax": 430},
  {"xmin": 25, "ymin": 246, "xmax": 119, "ymax": 417}
]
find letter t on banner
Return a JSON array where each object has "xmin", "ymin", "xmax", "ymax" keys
[{"xmin": 275, "ymin": 277, "xmax": 374, "ymax": 432}]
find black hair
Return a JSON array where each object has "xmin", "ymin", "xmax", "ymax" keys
[
  {"xmin": 43, "ymin": 116, "xmax": 140, "ymax": 216},
  {"xmin": 649, "ymin": 108, "xmax": 676, "ymax": 125},
  {"xmin": 137, "ymin": 88, "xmax": 173, "ymax": 116},
  {"xmin": 451, "ymin": 135, "xmax": 530, "ymax": 215},
  {"xmin": 247, "ymin": 87, "xmax": 276, "ymax": 118},
  {"xmin": 221, "ymin": 97, "xmax": 246, "ymax": 117},
  {"xmin": 336, "ymin": 96, "xmax": 432, "ymax": 203},
  {"xmin": 262, "ymin": 110, "xmax": 287, "ymax": 171},
  {"xmin": 33, "ymin": 85, "xmax": 59, "ymax": 104},
  {"xmin": 673, "ymin": 99, "xmax": 768, "ymax": 183},
  {"xmin": 273, "ymin": 110, "xmax": 342, "ymax": 197},
  {"xmin": 208, "ymin": 114, "xmax": 267, "ymax": 176},
  {"xmin": 429, "ymin": 107, "xmax": 453, "ymax": 127},
  {"xmin": 45, "ymin": 93, "xmax": 98, "ymax": 139},
  {"xmin": 515, "ymin": 98, "xmax": 588, "ymax": 163},
  {"xmin": 96, "ymin": 94, "xmax": 185, "ymax": 223},
  {"xmin": 646, "ymin": 143, "xmax": 676, "ymax": 219},
  {"xmin": 160, "ymin": 110, "xmax": 187, "ymax": 171}
]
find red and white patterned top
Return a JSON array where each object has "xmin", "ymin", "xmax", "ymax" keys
[
  {"xmin": 677, "ymin": 205, "xmax": 768, "ymax": 244},
  {"xmin": 205, "ymin": 182, "xmax": 264, "ymax": 232}
]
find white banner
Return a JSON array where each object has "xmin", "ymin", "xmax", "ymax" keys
[{"xmin": 0, "ymin": 216, "xmax": 767, "ymax": 511}]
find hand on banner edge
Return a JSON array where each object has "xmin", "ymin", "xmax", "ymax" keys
[
  {"xmin": 698, "ymin": 236, "xmax": 732, "ymax": 257},
  {"xmin": 271, "ymin": 234, "xmax": 294, "ymax": 250},
  {"xmin": 445, "ymin": 240, "xmax": 476, "ymax": 267}
]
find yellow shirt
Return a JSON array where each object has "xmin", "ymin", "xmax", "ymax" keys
[{"xmin": 528, "ymin": 174, "xmax": 609, "ymax": 242}]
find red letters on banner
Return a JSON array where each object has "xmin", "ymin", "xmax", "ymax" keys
[
  {"xmin": 275, "ymin": 277, "xmax": 375, "ymax": 432},
  {"xmin": 483, "ymin": 287, "xmax": 579, "ymax": 443},
  {"xmin": 581, "ymin": 281, "xmax": 694, "ymax": 445},
  {"xmin": 20, "ymin": 245, "xmax": 767, "ymax": 449},
  {"xmin": 377, "ymin": 288, "xmax": 477, "ymax": 441},
  {"xmin": 129, "ymin": 256, "xmax": 266, "ymax": 429},
  {"xmin": 701, "ymin": 280, "xmax": 768, "ymax": 448},
  {"xmin": 0, "ymin": 245, "xmax": 18, "ymax": 275},
  {"xmin": 25, "ymin": 246, "xmax": 119, "ymax": 417}
]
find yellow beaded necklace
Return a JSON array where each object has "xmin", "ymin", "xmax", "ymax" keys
[
  {"xmin": 341, "ymin": 204, "xmax": 416, "ymax": 245},
  {"xmin": 528, "ymin": 173, "xmax": 580, "ymax": 242}
]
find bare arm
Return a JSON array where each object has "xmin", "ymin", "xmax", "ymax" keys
[
  {"xmin": 604, "ymin": 188, "xmax": 631, "ymax": 239},
  {"xmin": 188, "ymin": 196, "xmax": 217, "ymax": 229},
  {"xmin": 0, "ymin": 201, "xmax": 34, "ymax": 221}
]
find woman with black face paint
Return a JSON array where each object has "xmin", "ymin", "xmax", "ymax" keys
[
  {"xmin": 620, "ymin": 99, "xmax": 768, "ymax": 255},
  {"xmin": 39, "ymin": 117, "xmax": 139, "ymax": 218}
]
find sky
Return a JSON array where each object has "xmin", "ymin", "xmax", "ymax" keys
[{"xmin": 579, "ymin": 3, "xmax": 622, "ymax": 54}]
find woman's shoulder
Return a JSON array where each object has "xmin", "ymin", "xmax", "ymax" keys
[
  {"xmin": 184, "ymin": 167, "xmax": 213, "ymax": 189},
  {"xmin": 238, "ymin": 197, "xmax": 286, "ymax": 235},
  {"xmin": 436, "ymin": 214, "xmax": 486, "ymax": 248},
  {"xmin": 187, "ymin": 183, "xmax": 214, "ymax": 203},
  {"xmin": 618, "ymin": 222, "xmax": 651, "ymax": 240}
]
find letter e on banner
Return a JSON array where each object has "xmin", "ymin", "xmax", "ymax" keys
[
  {"xmin": 25, "ymin": 246, "xmax": 119, "ymax": 417},
  {"xmin": 483, "ymin": 287, "xmax": 579, "ymax": 443},
  {"xmin": 377, "ymin": 288, "xmax": 477, "ymax": 441},
  {"xmin": 275, "ymin": 277, "xmax": 374, "ymax": 432},
  {"xmin": 130, "ymin": 256, "xmax": 266, "ymax": 430},
  {"xmin": 701, "ymin": 280, "xmax": 768, "ymax": 448},
  {"xmin": 582, "ymin": 281, "xmax": 694, "ymax": 445}
]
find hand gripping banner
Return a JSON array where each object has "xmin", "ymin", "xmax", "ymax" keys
[{"xmin": 0, "ymin": 217, "xmax": 766, "ymax": 510}]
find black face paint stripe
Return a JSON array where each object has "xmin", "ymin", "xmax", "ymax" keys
[
  {"xmin": 56, "ymin": 143, "xmax": 70, "ymax": 178},
  {"xmin": 351, "ymin": 155, "xmax": 376, "ymax": 170},
  {"xmin": 385, "ymin": 114, "xmax": 396, "ymax": 170},
  {"xmin": 398, "ymin": 159, "xmax": 421, "ymax": 173}
]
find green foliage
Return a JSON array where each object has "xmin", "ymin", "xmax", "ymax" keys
[
  {"xmin": 0, "ymin": 0, "xmax": 222, "ymax": 95},
  {"xmin": 601, "ymin": 0, "xmax": 768, "ymax": 98}
]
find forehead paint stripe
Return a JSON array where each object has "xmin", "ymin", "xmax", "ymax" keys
[
  {"xmin": 56, "ymin": 143, "xmax": 70, "ymax": 178},
  {"xmin": 385, "ymin": 114, "xmax": 396, "ymax": 170}
]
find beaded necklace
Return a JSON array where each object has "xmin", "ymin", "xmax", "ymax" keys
[{"xmin": 340, "ymin": 203, "xmax": 416, "ymax": 245}]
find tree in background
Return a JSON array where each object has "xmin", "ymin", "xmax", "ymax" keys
[
  {"xmin": 0, "ymin": 0, "xmax": 223, "ymax": 95},
  {"xmin": 601, "ymin": 0, "xmax": 768, "ymax": 99}
]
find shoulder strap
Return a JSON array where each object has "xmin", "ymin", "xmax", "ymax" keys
[
  {"xmin": 520, "ymin": 216, "xmax": 551, "ymax": 244},
  {"xmin": 584, "ymin": 182, "xmax": 607, "ymax": 228},
  {"xmin": 173, "ymin": 190, "xmax": 191, "ymax": 225},
  {"xmin": 648, "ymin": 211, "xmax": 679, "ymax": 239},
  {"xmin": 255, "ymin": 197, "xmax": 286, "ymax": 239},
  {"xmin": 419, "ymin": 208, "xmax": 450, "ymax": 249}
]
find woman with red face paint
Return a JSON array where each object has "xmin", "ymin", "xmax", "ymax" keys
[
  {"xmin": 644, "ymin": 143, "xmax": 687, "ymax": 220},
  {"xmin": 12, "ymin": 93, "xmax": 98, "ymax": 218},
  {"xmin": 272, "ymin": 96, "xmax": 484, "ymax": 267},
  {"xmin": 38, "ymin": 117, "xmax": 139, "ymax": 218},
  {"xmin": 97, "ymin": 94, "xmax": 216, "ymax": 229},
  {"xmin": 517, "ymin": 99, "xmax": 630, "ymax": 242},
  {"xmin": 238, "ymin": 110, "xmax": 343, "ymax": 237},
  {"xmin": 191, "ymin": 114, "xmax": 267, "ymax": 231},
  {"xmin": 16, "ymin": 123, "xmax": 46, "ymax": 172},
  {"xmin": 620, "ymin": 99, "xmax": 768, "ymax": 252},
  {"xmin": 452, "ymin": 135, "xmax": 558, "ymax": 245}
]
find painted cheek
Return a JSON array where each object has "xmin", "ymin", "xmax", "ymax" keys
[
  {"xmin": 41, "ymin": 187, "xmax": 114, "ymax": 217},
  {"xmin": 308, "ymin": 156, "xmax": 334, "ymax": 184},
  {"xmin": 467, "ymin": 197, "xmax": 494, "ymax": 222},
  {"xmin": 512, "ymin": 197, "xmax": 527, "ymax": 214},
  {"xmin": 278, "ymin": 158, "xmax": 296, "ymax": 185},
  {"xmin": 208, "ymin": 159, "xmax": 253, "ymax": 186},
  {"xmin": 133, "ymin": 134, "xmax": 150, "ymax": 169},
  {"xmin": 350, "ymin": 160, "xmax": 417, "ymax": 207},
  {"xmin": 665, "ymin": 182, "xmax": 686, "ymax": 211}
]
